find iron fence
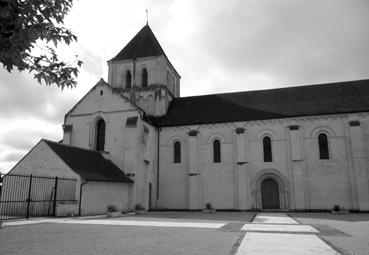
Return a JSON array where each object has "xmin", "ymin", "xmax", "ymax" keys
[{"xmin": 0, "ymin": 173, "xmax": 77, "ymax": 220}]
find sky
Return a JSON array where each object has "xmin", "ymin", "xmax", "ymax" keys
[{"xmin": 0, "ymin": 0, "xmax": 368, "ymax": 173}]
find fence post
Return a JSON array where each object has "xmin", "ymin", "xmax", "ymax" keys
[
  {"xmin": 26, "ymin": 175, "xmax": 33, "ymax": 219},
  {"xmin": 53, "ymin": 177, "xmax": 58, "ymax": 216}
]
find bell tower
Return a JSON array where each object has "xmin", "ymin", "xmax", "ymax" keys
[{"xmin": 107, "ymin": 25, "xmax": 180, "ymax": 116}]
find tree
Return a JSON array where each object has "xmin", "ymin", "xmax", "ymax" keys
[{"xmin": 0, "ymin": 0, "xmax": 83, "ymax": 89}]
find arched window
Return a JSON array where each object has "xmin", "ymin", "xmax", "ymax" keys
[
  {"xmin": 141, "ymin": 68, "xmax": 148, "ymax": 88},
  {"xmin": 213, "ymin": 139, "xmax": 221, "ymax": 163},
  {"xmin": 125, "ymin": 70, "xmax": 132, "ymax": 89},
  {"xmin": 95, "ymin": 119, "xmax": 105, "ymax": 151},
  {"xmin": 174, "ymin": 141, "xmax": 181, "ymax": 163},
  {"xmin": 318, "ymin": 133, "xmax": 329, "ymax": 159},
  {"xmin": 263, "ymin": 136, "xmax": 272, "ymax": 162}
]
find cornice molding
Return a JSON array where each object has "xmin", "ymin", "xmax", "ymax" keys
[{"xmin": 159, "ymin": 112, "xmax": 369, "ymax": 131}]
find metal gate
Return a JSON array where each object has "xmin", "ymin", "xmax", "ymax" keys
[{"xmin": 0, "ymin": 173, "xmax": 77, "ymax": 220}]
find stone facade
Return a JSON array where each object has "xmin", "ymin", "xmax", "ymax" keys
[{"xmin": 157, "ymin": 115, "xmax": 369, "ymax": 211}]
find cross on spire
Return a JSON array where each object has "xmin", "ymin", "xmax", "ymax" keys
[{"xmin": 146, "ymin": 9, "xmax": 149, "ymax": 25}]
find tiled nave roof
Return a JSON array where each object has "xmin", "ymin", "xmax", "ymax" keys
[{"xmin": 151, "ymin": 79, "xmax": 369, "ymax": 127}]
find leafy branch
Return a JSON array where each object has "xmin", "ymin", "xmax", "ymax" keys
[{"xmin": 0, "ymin": 0, "xmax": 83, "ymax": 89}]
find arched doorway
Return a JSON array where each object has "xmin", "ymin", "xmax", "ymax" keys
[{"xmin": 261, "ymin": 178, "xmax": 280, "ymax": 209}]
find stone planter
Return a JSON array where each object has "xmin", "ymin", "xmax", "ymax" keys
[
  {"xmin": 135, "ymin": 209, "xmax": 147, "ymax": 215},
  {"xmin": 107, "ymin": 211, "xmax": 122, "ymax": 218},
  {"xmin": 331, "ymin": 209, "xmax": 349, "ymax": 215},
  {"xmin": 203, "ymin": 208, "xmax": 216, "ymax": 213}
]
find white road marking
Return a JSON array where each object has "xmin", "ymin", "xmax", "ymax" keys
[
  {"xmin": 236, "ymin": 213, "xmax": 338, "ymax": 254},
  {"xmin": 3, "ymin": 220, "xmax": 45, "ymax": 226},
  {"xmin": 236, "ymin": 232, "xmax": 339, "ymax": 255},
  {"xmin": 54, "ymin": 219, "xmax": 225, "ymax": 228},
  {"xmin": 252, "ymin": 213, "xmax": 299, "ymax": 224},
  {"xmin": 241, "ymin": 223, "xmax": 318, "ymax": 233},
  {"xmin": 3, "ymin": 218, "xmax": 225, "ymax": 229}
]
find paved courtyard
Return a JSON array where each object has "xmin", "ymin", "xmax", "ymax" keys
[{"xmin": 0, "ymin": 212, "xmax": 368, "ymax": 254}]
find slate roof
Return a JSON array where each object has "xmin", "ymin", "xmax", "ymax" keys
[
  {"xmin": 45, "ymin": 140, "xmax": 133, "ymax": 183},
  {"xmin": 110, "ymin": 25, "xmax": 166, "ymax": 61},
  {"xmin": 150, "ymin": 79, "xmax": 369, "ymax": 127}
]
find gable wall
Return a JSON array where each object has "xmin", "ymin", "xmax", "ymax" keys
[
  {"xmin": 67, "ymin": 84, "xmax": 137, "ymax": 116},
  {"xmin": 63, "ymin": 83, "xmax": 158, "ymax": 210},
  {"xmin": 4, "ymin": 141, "xmax": 81, "ymax": 214},
  {"xmin": 64, "ymin": 84, "xmax": 140, "ymax": 168},
  {"xmin": 9, "ymin": 141, "xmax": 80, "ymax": 180}
]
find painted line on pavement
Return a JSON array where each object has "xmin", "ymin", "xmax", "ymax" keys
[
  {"xmin": 241, "ymin": 223, "xmax": 318, "ymax": 233},
  {"xmin": 3, "ymin": 219, "xmax": 54, "ymax": 227},
  {"xmin": 53, "ymin": 219, "xmax": 225, "ymax": 229},
  {"xmin": 252, "ymin": 213, "xmax": 299, "ymax": 225},
  {"xmin": 4, "ymin": 218, "xmax": 225, "ymax": 229},
  {"xmin": 235, "ymin": 232, "xmax": 339, "ymax": 255}
]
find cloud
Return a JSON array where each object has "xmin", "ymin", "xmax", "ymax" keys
[
  {"xmin": 1, "ymin": 152, "xmax": 25, "ymax": 162},
  {"xmin": 192, "ymin": 0, "xmax": 369, "ymax": 85},
  {"xmin": 0, "ymin": 136, "xmax": 35, "ymax": 151},
  {"xmin": 79, "ymin": 47, "xmax": 105, "ymax": 77},
  {"xmin": 0, "ymin": 70, "xmax": 79, "ymax": 122}
]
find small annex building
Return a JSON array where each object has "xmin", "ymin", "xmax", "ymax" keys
[
  {"xmin": 8, "ymin": 139, "xmax": 132, "ymax": 215},
  {"xmin": 8, "ymin": 24, "xmax": 369, "ymax": 214}
]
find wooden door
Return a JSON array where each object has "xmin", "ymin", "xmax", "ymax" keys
[{"xmin": 261, "ymin": 178, "xmax": 280, "ymax": 209}]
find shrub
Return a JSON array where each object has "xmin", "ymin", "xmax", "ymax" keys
[
  {"xmin": 135, "ymin": 204, "xmax": 145, "ymax": 211},
  {"xmin": 205, "ymin": 202, "xmax": 213, "ymax": 210},
  {"xmin": 332, "ymin": 204, "xmax": 340, "ymax": 212},
  {"xmin": 107, "ymin": 205, "xmax": 118, "ymax": 212}
]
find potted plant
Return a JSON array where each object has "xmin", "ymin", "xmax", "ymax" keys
[
  {"xmin": 203, "ymin": 202, "xmax": 216, "ymax": 213},
  {"xmin": 332, "ymin": 204, "xmax": 340, "ymax": 213},
  {"xmin": 332, "ymin": 204, "xmax": 349, "ymax": 214},
  {"xmin": 134, "ymin": 204, "xmax": 146, "ymax": 215},
  {"xmin": 121, "ymin": 209, "xmax": 133, "ymax": 216},
  {"xmin": 106, "ymin": 205, "xmax": 121, "ymax": 218}
]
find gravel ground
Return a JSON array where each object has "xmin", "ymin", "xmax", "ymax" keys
[
  {"xmin": 0, "ymin": 222, "xmax": 243, "ymax": 255},
  {"xmin": 290, "ymin": 213, "xmax": 369, "ymax": 255}
]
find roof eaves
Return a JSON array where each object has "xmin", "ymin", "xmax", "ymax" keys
[
  {"xmin": 151, "ymin": 110, "xmax": 369, "ymax": 128},
  {"xmin": 85, "ymin": 178, "xmax": 133, "ymax": 183}
]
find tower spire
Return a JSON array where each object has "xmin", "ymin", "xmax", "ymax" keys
[{"xmin": 146, "ymin": 9, "xmax": 149, "ymax": 25}]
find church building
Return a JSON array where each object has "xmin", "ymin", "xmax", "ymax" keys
[{"xmin": 8, "ymin": 24, "xmax": 369, "ymax": 214}]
